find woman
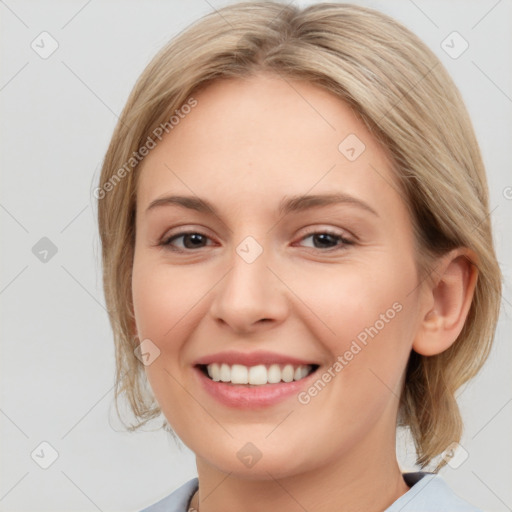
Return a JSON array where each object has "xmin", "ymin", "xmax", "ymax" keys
[{"xmin": 96, "ymin": 2, "xmax": 501, "ymax": 511}]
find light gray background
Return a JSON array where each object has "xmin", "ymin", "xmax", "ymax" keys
[{"xmin": 1, "ymin": 1, "xmax": 511, "ymax": 511}]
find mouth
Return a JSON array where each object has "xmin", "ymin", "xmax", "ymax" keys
[{"xmin": 195, "ymin": 363, "xmax": 320, "ymax": 386}]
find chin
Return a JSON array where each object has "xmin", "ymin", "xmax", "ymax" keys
[{"xmin": 196, "ymin": 443, "xmax": 312, "ymax": 481}]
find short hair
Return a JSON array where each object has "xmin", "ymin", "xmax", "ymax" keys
[{"xmin": 96, "ymin": 1, "xmax": 502, "ymax": 469}]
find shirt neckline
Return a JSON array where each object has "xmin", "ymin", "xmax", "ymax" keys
[{"xmin": 184, "ymin": 472, "xmax": 434, "ymax": 511}]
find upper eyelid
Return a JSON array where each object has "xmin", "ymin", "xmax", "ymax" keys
[
  {"xmin": 161, "ymin": 225, "xmax": 351, "ymax": 238},
  {"xmin": 161, "ymin": 223, "xmax": 353, "ymax": 237},
  {"xmin": 161, "ymin": 227, "xmax": 214, "ymax": 242}
]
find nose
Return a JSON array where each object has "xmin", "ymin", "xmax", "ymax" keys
[{"xmin": 208, "ymin": 240, "xmax": 289, "ymax": 335}]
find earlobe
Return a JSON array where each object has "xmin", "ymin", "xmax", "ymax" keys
[{"xmin": 412, "ymin": 249, "xmax": 478, "ymax": 356}]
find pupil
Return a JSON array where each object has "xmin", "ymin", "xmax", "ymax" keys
[
  {"xmin": 314, "ymin": 233, "xmax": 336, "ymax": 248},
  {"xmin": 185, "ymin": 233, "xmax": 205, "ymax": 248}
]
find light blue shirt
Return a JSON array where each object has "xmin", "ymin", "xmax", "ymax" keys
[{"xmin": 140, "ymin": 472, "xmax": 483, "ymax": 512}]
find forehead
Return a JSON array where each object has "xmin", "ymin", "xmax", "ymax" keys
[{"xmin": 136, "ymin": 73, "xmax": 402, "ymax": 215}]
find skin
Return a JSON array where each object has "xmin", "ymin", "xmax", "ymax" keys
[{"xmin": 131, "ymin": 73, "xmax": 477, "ymax": 512}]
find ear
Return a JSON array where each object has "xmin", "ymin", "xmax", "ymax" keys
[{"xmin": 412, "ymin": 248, "xmax": 478, "ymax": 356}]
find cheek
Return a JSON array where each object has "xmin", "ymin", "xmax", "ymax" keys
[
  {"xmin": 291, "ymin": 254, "xmax": 418, "ymax": 405},
  {"xmin": 294, "ymin": 258, "xmax": 416, "ymax": 347},
  {"xmin": 131, "ymin": 258, "xmax": 207, "ymax": 426},
  {"xmin": 131, "ymin": 255, "xmax": 205, "ymax": 342}
]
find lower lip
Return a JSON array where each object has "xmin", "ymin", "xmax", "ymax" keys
[{"xmin": 193, "ymin": 366, "xmax": 318, "ymax": 408}]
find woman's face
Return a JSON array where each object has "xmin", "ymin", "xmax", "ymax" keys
[{"xmin": 132, "ymin": 73, "xmax": 426, "ymax": 479}]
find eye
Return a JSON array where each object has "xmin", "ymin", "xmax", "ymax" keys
[
  {"xmin": 297, "ymin": 230, "xmax": 354, "ymax": 251},
  {"xmin": 159, "ymin": 229, "xmax": 354, "ymax": 253},
  {"xmin": 160, "ymin": 231, "xmax": 214, "ymax": 251}
]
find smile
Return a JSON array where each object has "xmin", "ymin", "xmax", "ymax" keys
[
  {"xmin": 193, "ymin": 362, "xmax": 321, "ymax": 408},
  {"xmin": 199, "ymin": 363, "xmax": 318, "ymax": 386}
]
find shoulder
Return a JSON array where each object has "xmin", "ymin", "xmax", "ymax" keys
[
  {"xmin": 139, "ymin": 477, "xmax": 199, "ymax": 512},
  {"xmin": 385, "ymin": 472, "xmax": 483, "ymax": 512}
]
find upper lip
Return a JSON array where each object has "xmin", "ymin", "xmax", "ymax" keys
[{"xmin": 193, "ymin": 350, "xmax": 318, "ymax": 367}]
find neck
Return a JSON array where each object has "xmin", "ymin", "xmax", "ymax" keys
[{"xmin": 191, "ymin": 426, "xmax": 409, "ymax": 512}]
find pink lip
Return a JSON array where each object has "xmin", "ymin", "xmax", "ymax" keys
[
  {"xmin": 193, "ymin": 350, "xmax": 318, "ymax": 367},
  {"xmin": 193, "ymin": 365, "xmax": 319, "ymax": 408}
]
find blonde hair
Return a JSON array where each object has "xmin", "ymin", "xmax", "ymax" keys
[{"xmin": 97, "ymin": 1, "xmax": 502, "ymax": 468}]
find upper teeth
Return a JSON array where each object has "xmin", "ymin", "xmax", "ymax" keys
[{"xmin": 206, "ymin": 363, "xmax": 313, "ymax": 385}]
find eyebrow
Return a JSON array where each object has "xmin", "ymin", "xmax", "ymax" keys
[{"xmin": 145, "ymin": 192, "xmax": 379, "ymax": 217}]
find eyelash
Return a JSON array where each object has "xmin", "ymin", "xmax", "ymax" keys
[{"xmin": 159, "ymin": 229, "xmax": 354, "ymax": 253}]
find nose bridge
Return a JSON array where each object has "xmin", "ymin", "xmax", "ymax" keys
[{"xmin": 209, "ymin": 232, "xmax": 288, "ymax": 331}]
